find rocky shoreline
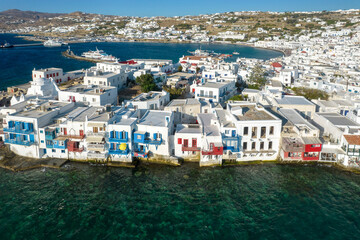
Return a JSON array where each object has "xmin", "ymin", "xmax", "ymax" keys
[{"xmin": 1, "ymin": 146, "xmax": 359, "ymax": 174}]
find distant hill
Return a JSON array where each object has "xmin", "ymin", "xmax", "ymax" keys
[{"xmin": 0, "ymin": 9, "xmax": 63, "ymax": 19}]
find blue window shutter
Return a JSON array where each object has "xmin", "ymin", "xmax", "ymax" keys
[
  {"xmin": 153, "ymin": 133, "xmax": 157, "ymax": 139},
  {"xmin": 125, "ymin": 132, "xmax": 128, "ymax": 139},
  {"xmin": 29, "ymin": 134, "xmax": 34, "ymax": 142}
]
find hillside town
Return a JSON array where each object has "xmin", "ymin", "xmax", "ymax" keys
[
  {"xmin": 1, "ymin": 9, "xmax": 360, "ymax": 49},
  {"xmin": 0, "ymin": 9, "xmax": 360, "ymax": 169}
]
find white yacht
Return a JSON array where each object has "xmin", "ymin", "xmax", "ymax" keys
[{"xmin": 81, "ymin": 48, "xmax": 118, "ymax": 62}]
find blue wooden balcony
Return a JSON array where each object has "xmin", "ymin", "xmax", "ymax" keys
[
  {"xmin": 5, "ymin": 138, "xmax": 35, "ymax": 146},
  {"xmin": 4, "ymin": 121, "xmax": 34, "ymax": 134},
  {"xmin": 108, "ymin": 137, "xmax": 128, "ymax": 143},
  {"xmin": 222, "ymin": 135, "xmax": 240, "ymax": 153},
  {"xmin": 109, "ymin": 131, "xmax": 129, "ymax": 143},
  {"xmin": 144, "ymin": 138, "xmax": 162, "ymax": 145},
  {"xmin": 45, "ymin": 130, "xmax": 56, "ymax": 140},
  {"xmin": 133, "ymin": 132, "xmax": 162, "ymax": 145},
  {"xmin": 109, "ymin": 149, "xmax": 129, "ymax": 155},
  {"xmin": 3, "ymin": 127, "xmax": 33, "ymax": 134}
]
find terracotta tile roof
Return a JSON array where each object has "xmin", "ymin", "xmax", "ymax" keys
[
  {"xmin": 344, "ymin": 135, "xmax": 360, "ymax": 145},
  {"xmin": 272, "ymin": 62, "xmax": 282, "ymax": 68}
]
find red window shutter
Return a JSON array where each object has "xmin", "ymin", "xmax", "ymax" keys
[{"xmin": 178, "ymin": 138, "xmax": 182, "ymax": 144}]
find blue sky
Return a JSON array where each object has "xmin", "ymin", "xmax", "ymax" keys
[{"xmin": 1, "ymin": 0, "xmax": 360, "ymax": 16}]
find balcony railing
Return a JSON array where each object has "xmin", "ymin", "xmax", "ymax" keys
[
  {"xmin": 4, "ymin": 139, "xmax": 35, "ymax": 146},
  {"xmin": 109, "ymin": 149, "xmax": 129, "ymax": 155},
  {"xmin": 202, "ymin": 150, "xmax": 223, "ymax": 156},
  {"xmin": 87, "ymin": 132, "xmax": 106, "ymax": 137},
  {"xmin": 45, "ymin": 134, "xmax": 55, "ymax": 140},
  {"xmin": 3, "ymin": 127, "xmax": 33, "ymax": 134},
  {"xmin": 145, "ymin": 138, "xmax": 162, "ymax": 145},
  {"xmin": 58, "ymin": 134, "xmax": 85, "ymax": 140},
  {"xmin": 87, "ymin": 144, "xmax": 106, "ymax": 151},
  {"xmin": 182, "ymin": 146, "xmax": 201, "ymax": 151},
  {"xmin": 108, "ymin": 137, "xmax": 128, "ymax": 143},
  {"xmin": 223, "ymin": 136, "xmax": 239, "ymax": 141},
  {"xmin": 68, "ymin": 147, "xmax": 84, "ymax": 152}
]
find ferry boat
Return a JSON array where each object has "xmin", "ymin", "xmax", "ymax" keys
[
  {"xmin": 81, "ymin": 48, "xmax": 118, "ymax": 62},
  {"xmin": 188, "ymin": 48, "xmax": 220, "ymax": 57},
  {"xmin": 0, "ymin": 42, "xmax": 14, "ymax": 48},
  {"xmin": 43, "ymin": 39, "xmax": 67, "ymax": 47}
]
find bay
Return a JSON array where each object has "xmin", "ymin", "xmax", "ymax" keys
[{"xmin": 0, "ymin": 33, "xmax": 282, "ymax": 90}]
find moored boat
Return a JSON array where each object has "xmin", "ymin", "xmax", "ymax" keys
[
  {"xmin": 81, "ymin": 47, "xmax": 118, "ymax": 62},
  {"xmin": 0, "ymin": 42, "xmax": 14, "ymax": 48},
  {"xmin": 43, "ymin": 39, "xmax": 68, "ymax": 47}
]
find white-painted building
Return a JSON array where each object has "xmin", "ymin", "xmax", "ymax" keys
[
  {"xmin": 133, "ymin": 110, "xmax": 174, "ymax": 158},
  {"xmin": 190, "ymin": 80, "xmax": 236, "ymax": 103},
  {"xmin": 125, "ymin": 91, "xmax": 170, "ymax": 110},
  {"xmin": 227, "ymin": 102, "xmax": 282, "ymax": 161},
  {"xmin": 58, "ymin": 85, "xmax": 117, "ymax": 107},
  {"xmin": 32, "ymin": 67, "xmax": 82, "ymax": 84},
  {"xmin": 84, "ymin": 70, "xmax": 127, "ymax": 90},
  {"xmin": 107, "ymin": 108, "xmax": 138, "ymax": 162}
]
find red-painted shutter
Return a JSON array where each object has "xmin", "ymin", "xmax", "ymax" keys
[{"xmin": 178, "ymin": 138, "xmax": 182, "ymax": 144}]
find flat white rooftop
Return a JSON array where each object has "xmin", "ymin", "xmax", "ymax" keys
[{"xmin": 275, "ymin": 96, "xmax": 315, "ymax": 106}]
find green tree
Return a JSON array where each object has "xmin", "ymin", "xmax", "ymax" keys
[
  {"xmin": 136, "ymin": 74, "xmax": 156, "ymax": 93},
  {"xmin": 228, "ymin": 95, "xmax": 244, "ymax": 101},
  {"xmin": 178, "ymin": 65, "xmax": 183, "ymax": 72},
  {"xmin": 291, "ymin": 87, "xmax": 329, "ymax": 100},
  {"xmin": 248, "ymin": 65, "xmax": 267, "ymax": 88}
]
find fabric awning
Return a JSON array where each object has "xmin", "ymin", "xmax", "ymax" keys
[
  {"xmin": 86, "ymin": 135, "xmax": 104, "ymax": 142},
  {"xmin": 87, "ymin": 122, "xmax": 105, "ymax": 127}
]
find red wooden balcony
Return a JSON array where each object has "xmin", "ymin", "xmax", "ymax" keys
[
  {"xmin": 67, "ymin": 140, "xmax": 84, "ymax": 152},
  {"xmin": 68, "ymin": 147, "xmax": 84, "ymax": 152},
  {"xmin": 202, "ymin": 147, "xmax": 223, "ymax": 156}
]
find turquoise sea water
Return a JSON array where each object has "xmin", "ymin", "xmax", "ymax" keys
[
  {"xmin": 2, "ymin": 33, "xmax": 359, "ymax": 239},
  {"xmin": 0, "ymin": 33, "xmax": 282, "ymax": 90},
  {"xmin": 0, "ymin": 163, "xmax": 360, "ymax": 239}
]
